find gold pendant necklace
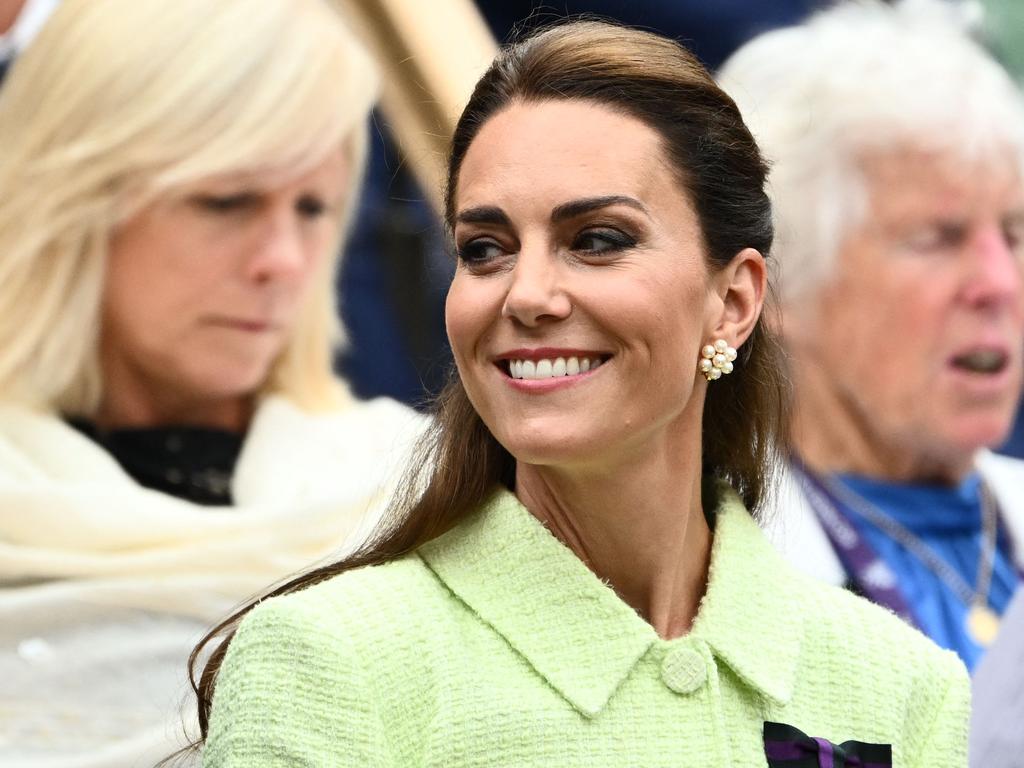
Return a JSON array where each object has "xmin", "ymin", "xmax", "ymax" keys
[
  {"xmin": 816, "ymin": 472, "xmax": 1002, "ymax": 647},
  {"xmin": 967, "ymin": 603, "xmax": 1001, "ymax": 647},
  {"xmin": 965, "ymin": 482, "xmax": 1000, "ymax": 647}
]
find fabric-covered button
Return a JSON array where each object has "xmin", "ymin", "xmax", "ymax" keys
[{"xmin": 661, "ymin": 646, "xmax": 706, "ymax": 695}]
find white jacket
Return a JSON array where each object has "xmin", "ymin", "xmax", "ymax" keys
[
  {"xmin": 0, "ymin": 392, "xmax": 426, "ymax": 767},
  {"xmin": 763, "ymin": 451, "xmax": 1024, "ymax": 586}
]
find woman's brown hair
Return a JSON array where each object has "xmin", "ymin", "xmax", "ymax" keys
[{"xmin": 187, "ymin": 18, "xmax": 787, "ymax": 746}]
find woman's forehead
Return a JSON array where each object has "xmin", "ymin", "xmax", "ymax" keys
[{"xmin": 455, "ymin": 100, "xmax": 678, "ymax": 213}]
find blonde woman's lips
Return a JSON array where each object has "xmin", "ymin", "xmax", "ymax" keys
[{"xmin": 208, "ymin": 317, "xmax": 277, "ymax": 333}]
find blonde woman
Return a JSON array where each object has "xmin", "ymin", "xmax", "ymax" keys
[{"xmin": 0, "ymin": 0, "xmax": 423, "ymax": 764}]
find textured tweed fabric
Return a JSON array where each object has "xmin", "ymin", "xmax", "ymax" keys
[{"xmin": 205, "ymin": 486, "xmax": 969, "ymax": 767}]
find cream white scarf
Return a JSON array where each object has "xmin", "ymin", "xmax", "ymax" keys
[{"xmin": 0, "ymin": 393, "xmax": 425, "ymax": 767}]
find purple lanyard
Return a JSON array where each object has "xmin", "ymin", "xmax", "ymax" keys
[{"xmin": 789, "ymin": 461, "xmax": 920, "ymax": 627}]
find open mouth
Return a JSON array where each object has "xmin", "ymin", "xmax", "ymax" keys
[
  {"xmin": 502, "ymin": 355, "xmax": 610, "ymax": 380},
  {"xmin": 950, "ymin": 349, "xmax": 1009, "ymax": 375}
]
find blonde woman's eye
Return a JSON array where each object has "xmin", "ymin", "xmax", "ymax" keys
[
  {"xmin": 191, "ymin": 193, "xmax": 258, "ymax": 214},
  {"xmin": 296, "ymin": 196, "xmax": 327, "ymax": 218}
]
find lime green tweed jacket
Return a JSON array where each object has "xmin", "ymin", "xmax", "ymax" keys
[{"xmin": 204, "ymin": 487, "xmax": 969, "ymax": 767}]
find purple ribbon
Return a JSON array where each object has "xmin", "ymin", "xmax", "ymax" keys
[
  {"xmin": 789, "ymin": 460, "xmax": 918, "ymax": 625},
  {"xmin": 764, "ymin": 722, "xmax": 892, "ymax": 768}
]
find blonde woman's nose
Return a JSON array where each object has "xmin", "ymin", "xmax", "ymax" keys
[{"xmin": 246, "ymin": 211, "xmax": 310, "ymax": 283}]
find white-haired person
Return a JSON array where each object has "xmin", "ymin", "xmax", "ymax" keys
[
  {"xmin": 0, "ymin": 0, "xmax": 424, "ymax": 764},
  {"xmin": 719, "ymin": 0, "xmax": 1024, "ymax": 673}
]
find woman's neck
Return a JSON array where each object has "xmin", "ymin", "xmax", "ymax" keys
[
  {"xmin": 94, "ymin": 376, "xmax": 252, "ymax": 432},
  {"xmin": 95, "ymin": 341, "xmax": 254, "ymax": 431},
  {"xmin": 515, "ymin": 438, "xmax": 711, "ymax": 641}
]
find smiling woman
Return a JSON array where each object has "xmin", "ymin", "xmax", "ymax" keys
[
  {"xmin": 0, "ymin": 0, "xmax": 424, "ymax": 764},
  {"xmin": 198, "ymin": 19, "xmax": 969, "ymax": 768},
  {"xmin": 446, "ymin": 99, "xmax": 754, "ymax": 478}
]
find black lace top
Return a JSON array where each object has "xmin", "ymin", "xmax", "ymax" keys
[{"xmin": 69, "ymin": 420, "xmax": 244, "ymax": 506}]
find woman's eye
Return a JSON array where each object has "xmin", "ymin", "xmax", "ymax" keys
[
  {"xmin": 572, "ymin": 228, "xmax": 636, "ymax": 254},
  {"xmin": 192, "ymin": 193, "xmax": 256, "ymax": 213},
  {"xmin": 457, "ymin": 238, "xmax": 505, "ymax": 264},
  {"xmin": 296, "ymin": 195, "xmax": 327, "ymax": 219}
]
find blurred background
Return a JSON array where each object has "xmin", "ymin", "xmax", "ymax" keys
[{"xmin": 2, "ymin": 0, "xmax": 1021, "ymax": 455}]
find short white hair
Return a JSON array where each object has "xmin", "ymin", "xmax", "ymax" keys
[
  {"xmin": 0, "ymin": 0, "xmax": 378, "ymax": 415},
  {"xmin": 718, "ymin": 0, "xmax": 1024, "ymax": 303}
]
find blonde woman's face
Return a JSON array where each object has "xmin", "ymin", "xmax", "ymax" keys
[{"xmin": 101, "ymin": 149, "xmax": 349, "ymax": 421}]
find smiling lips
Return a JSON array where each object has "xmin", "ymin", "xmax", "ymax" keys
[{"xmin": 500, "ymin": 353, "xmax": 609, "ymax": 380}]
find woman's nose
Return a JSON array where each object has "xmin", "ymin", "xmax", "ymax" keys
[
  {"xmin": 500, "ymin": 249, "xmax": 572, "ymax": 326},
  {"xmin": 245, "ymin": 212, "xmax": 310, "ymax": 283}
]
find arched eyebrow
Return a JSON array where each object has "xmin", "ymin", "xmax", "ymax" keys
[
  {"xmin": 455, "ymin": 206, "xmax": 510, "ymax": 226},
  {"xmin": 551, "ymin": 195, "xmax": 650, "ymax": 222},
  {"xmin": 456, "ymin": 195, "xmax": 650, "ymax": 227}
]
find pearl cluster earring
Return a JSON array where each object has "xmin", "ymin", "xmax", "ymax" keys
[{"xmin": 699, "ymin": 339, "xmax": 737, "ymax": 381}]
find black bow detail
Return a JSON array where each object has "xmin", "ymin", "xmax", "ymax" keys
[{"xmin": 763, "ymin": 722, "xmax": 892, "ymax": 768}]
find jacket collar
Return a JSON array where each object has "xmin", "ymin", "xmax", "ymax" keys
[{"xmin": 418, "ymin": 486, "xmax": 802, "ymax": 717}]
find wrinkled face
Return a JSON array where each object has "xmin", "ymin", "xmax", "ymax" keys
[
  {"xmin": 102, "ymin": 149, "xmax": 349, "ymax": 408},
  {"xmin": 446, "ymin": 99, "xmax": 721, "ymax": 469},
  {"xmin": 796, "ymin": 148, "xmax": 1024, "ymax": 469}
]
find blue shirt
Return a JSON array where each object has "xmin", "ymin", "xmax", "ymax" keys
[{"xmin": 837, "ymin": 472, "xmax": 1020, "ymax": 671}]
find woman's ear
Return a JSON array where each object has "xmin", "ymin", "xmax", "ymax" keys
[{"xmin": 708, "ymin": 247, "xmax": 767, "ymax": 348}]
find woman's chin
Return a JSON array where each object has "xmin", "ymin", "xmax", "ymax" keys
[
  {"xmin": 502, "ymin": 432, "xmax": 609, "ymax": 471},
  {"xmin": 180, "ymin": 362, "xmax": 274, "ymax": 404}
]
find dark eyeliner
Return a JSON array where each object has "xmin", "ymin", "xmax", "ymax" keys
[
  {"xmin": 456, "ymin": 237, "xmax": 503, "ymax": 264},
  {"xmin": 574, "ymin": 228, "xmax": 637, "ymax": 253}
]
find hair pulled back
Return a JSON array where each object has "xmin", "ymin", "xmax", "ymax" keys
[{"xmin": 190, "ymin": 19, "xmax": 787, "ymax": 746}]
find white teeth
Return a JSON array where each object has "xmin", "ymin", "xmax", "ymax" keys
[{"xmin": 508, "ymin": 355, "xmax": 604, "ymax": 379}]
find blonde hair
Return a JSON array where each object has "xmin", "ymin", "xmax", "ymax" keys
[{"xmin": 0, "ymin": 0, "xmax": 378, "ymax": 415}]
